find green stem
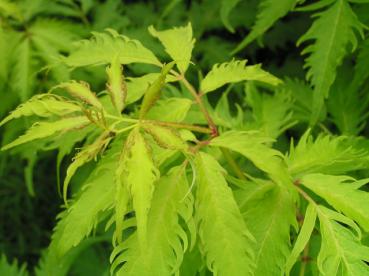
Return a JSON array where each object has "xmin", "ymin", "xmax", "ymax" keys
[
  {"xmin": 144, "ymin": 120, "xmax": 212, "ymax": 134},
  {"xmin": 104, "ymin": 114, "xmax": 138, "ymax": 123},
  {"xmin": 220, "ymin": 148, "xmax": 246, "ymax": 180},
  {"xmin": 173, "ymin": 71, "xmax": 218, "ymax": 136}
]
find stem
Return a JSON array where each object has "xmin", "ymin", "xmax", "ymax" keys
[
  {"xmin": 173, "ymin": 71, "xmax": 218, "ymax": 137},
  {"xmin": 104, "ymin": 114, "xmax": 138, "ymax": 123},
  {"xmin": 144, "ymin": 120, "xmax": 212, "ymax": 134},
  {"xmin": 220, "ymin": 148, "xmax": 246, "ymax": 180},
  {"xmin": 299, "ymin": 242, "xmax": 310, "ymax": 276}
]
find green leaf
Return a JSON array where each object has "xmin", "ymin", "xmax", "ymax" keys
[
  {"xmin": 245, "ymin": 83, "xmax": 295, "ymax": 138},
  {"xmin": 145, "ymin": 97, "xmax": 192, "ymax": 123},
  {"xmin": 298, "ymin": 0, "xmax": 365, "ymax": 125},
  {"xmin": 301, "ymin": 173, "xmax": 369, "ymax": 232},
  {"xmin": 232, "ymin": 0, "xmax": 297, "ymax": 53},
  {"xmin": 111, "ymin": 166, "xmax": 195, "ymax": 275},
  {"xmin": 239, "ymin": 183, "xmax": 296, "ymax": 275},
  {"xmin": 0, "ymin": 255, "xmax": 27, "ymax": 276},
  {"xmin": 11, "ymin": 36, "xmax": 35, "ymax": 101},
  {"xmin": 0, "ymin": 95, "xmax": 81, "ymax": 127},
  {"xmin": 285, "ymin": 203, "xmax": 317, "ymax": 275},
  {"xmin": 200, "ymin": 59, "xmax": 281, "ymax": 94},
  {"xmin": 210, "ymin": 131, "xmax": 289, "ymax": 183},
  {"xmin": 220, "ymin": 0, "xmax": 241, "ymax": 32},
  {"xmin": 142, "ymin": 123, "xmax": 187, "ymax": 151},
  {"xmin": 64, "ymin": 29, "xmax": 161, "ymax": 67},
  {"xmin": 51, "ymin": 143, "xmax": 119, "ymax": 257},
  {"xmin": 63, "ymin": 131, "xmax": 112, "ymax": 205},
  {"xmin": 116, "ymin": 128, "xmax": 159, "ymax": 246},
  {"xmin": 149, "ymin": 23, "xmax": 195, "ymax": 73},
  {"xmin": 316, "ymin": 205, "xmax": 369, "ymax": 275},
  {"xmin": 195, "ymin": 152, "xmax": 255, "ymax": 276},
  {"xmin": 286, "ymin": 130, "xmax": 369, "ymax": 176},
  {"xmin": 2, "ymin": 116, "xmax": 90, "ymax": 151},
  {"xmin": 56, "ymin": 81, "xmax": 103, "ymax": 109},
  {"xmin": 106, "ymin": 57, "xmax": 126, "ymax": 113},
  {"xmin": 139, "ymin": 61, "xmax": 175, "ymax": 119}
]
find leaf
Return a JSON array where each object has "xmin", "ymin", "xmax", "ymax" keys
[
  {"xmin": 11, "ymin": 36, "xmax": 35, "ymax": 101},
  {"xmin": 298, "ymin": 0, "xmax": 365, "ymax": 125},
  {"xmin": 106, "ymin": 57, "xmax": 127, "ymax": 113},
  {"xmin": 195, "ymin": 152, "xmax": 255, "ymax": 276},
  {"xmin": 116, "ymin": 128, "xmax": 159, "ymax": 246},
  {"xmin": 201, "ymin": 59, "xmax": 282, "ymax": 94},
  {"xmin": 285, "ymin": 203, "xmax": 317, "ymax": 275},
  {"xmin": 220, "ymin": 0, "xmax": 242, "ymax": 32},
  {"xmin": 232, "ymin": 0, "xmax": 297, "ymax": 53},
  {"xmin": 0, "ymin": 95, "xmax": 81, "ymax": 127},
  {"xmin": 145, "ymin": 97, "xmax": 192, "ymax": 122},
  {"xmin": 56, "ymin": 81, "xmax": 103, "ymax": 109},
  {"xmin": 139, "ymin": 61, "xmax": 175, "ymax": 119},
  {"xmin": 64, "ymin": 29, "xmax": 161, "ymax": 67},
  {"xmin": 0, "ymin": 255, "xmax": 27, "ymax": 276},
  {"xmin": 301, "ymin": 173, "xmax": 369, "ymax": 232},
  {"xmin": 240, "ymin": 183, "xmax": 296, "ymax": 275},
  {"xmin": 245, "ymin": 83, "xmax": 295, "ymax": 138},
  {"xmin": 63, "ymin": 131, "xmax": 112, "ymax": 205},
  {"xmin": 50, "ymin": 143, "xmax": 120, "ymax": 257},
  {"xmin": 286, "ymin": 130, "xmax": 369, "ymax": 176},
  {"xmin": 142, "ymin": 123, "xmax": 187, "ymax": 151},
  {"xmin": 316, "ymin": 205, "xmax": 369, "ymax": 275},
  {"xmin": 353, "ymin": 37, "xmax": 369, "ymax": 88},
  {"xmin": 2, "ymin": 116, "xmax": 90, "ymax": 151},
  {"xmin": 210, "ymin": 131, "xmax": 289, "ymax": 184},
  {"xmin": 149, "ymin": 23, "xmax": 195, "ymax": 73},
  {"xmin": 111, "ymin": 166, "xmax": 195, "ymax": 275}
]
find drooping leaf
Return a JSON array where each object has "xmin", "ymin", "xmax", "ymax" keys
[
  {"xmin": 0, "ymin": 95, "xmax": 81, "ymax": 127},
  {"xmin": 232, "ymin": 0, "xmax": 297, "ymax": 53},
  {"xmin": 298, "ymin": 0, "xmax": 365, "ymax": 125},
  {"xmin": 149, "ymin": 23, "xmax": 195, "ymax": 73},
  {"xmin": 116, "ymin": 128, "xmax": 159, "ymax": 246},
  {"xmin": 301, "ymin": 173, "xmax": 369, "ymax": 232},
  {"xmin": 195, "ymin": 152, "xmax": 255, "ymax": 276},
  {"xmin": 64, "ymin": 29, "xmax": 161, "ymax": 67},
  {"xmin": 200, "ymin": 59, "xmax": 281, "ymax": 94},
  {"xmin": 111, "ymin": 166, "xmax": 195, "ymax": 275},
  {"xmin": 316, "ymin": 205, "xmax": 369, "ymax": 275},
  {"xmin": 50, "ymin": 143, "xmax": 120, "ymax": 257},
  {"xmin": 63, "ymin": 131, "xmax": 112, "ymax": 205},
  {"xmin": 285, "ymin": 203, "xmax": 317, "ymax": 275},
  {"xmin": 2, "ymin": 116, "xmax": 91, "ymax": 151}
]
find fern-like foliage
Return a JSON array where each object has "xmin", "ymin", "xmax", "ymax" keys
[
  {"xmin": 286, "ymin": 130, "xmax": 369, "ymax": 176},
  {"xmin": 50, "ymin": 141, "xmax": 120, "ymax": 257},
  {"xmin": 195, "ymin": 152, "xmax": 255, "ymax": 275},
  {"xmin": 111, "ymin": 166, "xmax": 195, "ymax": 275},
  {"xmin": 201, "ymin": 59, "xmax": 281, "ymax": 94},
  {"xmin": 0, "ymin": 255, "xmax": 27, "ymax": 276},
  {"xmin": 232, "ymin": 0, "xmax": 297, "ymax": 54},
  {"xmin": 298, "ymin": 0, "xmax": 365, "ymax": 125},
  {"xmin": 237, "ymin": 183, "xmax": 297, "ymax": 275},
  {"xmin": 64, "ymin": 29, "xmax": 161, "ymax": 67}
]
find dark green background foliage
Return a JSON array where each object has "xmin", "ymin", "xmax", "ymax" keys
[{"xmin": 2, "ymin": 0, "xmax": 369, "ymax": 275}]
